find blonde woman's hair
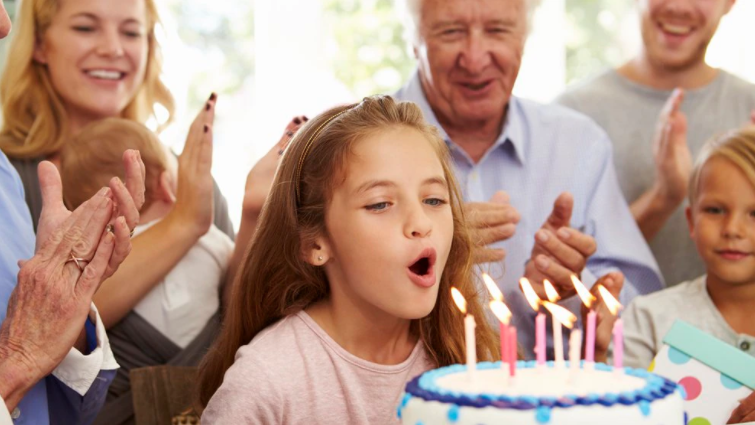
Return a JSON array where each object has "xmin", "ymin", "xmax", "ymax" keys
[
  {"xmin": 60, "ymin": 117, "xmax": 167, "ymax": 212},
  {"xmin": 689, "ymin": 126, "xmax": 755, "ymax": 206},
  {"xmin": 196, "ymin": 95, "xmax": 499, "ymax": 409},
  {"xmin": 0, "ymin": 0, "xmax": 175, "ymax": 159}
]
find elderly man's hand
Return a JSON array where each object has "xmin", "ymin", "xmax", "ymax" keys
[
  {"xmin": 524, "ymin": 192, "xmax": 597, "ymax": 299},
  {"xmin": 0, "ymin": 186, "xmax": 122, "ymax": 410},
  {"xmin": 464, "ymin": 191, "xmax": 520, "ymax": 264},
  {"xmin": 728, "ymin": 391, "xmax": 755, "ymax": 423},
  {"xmin": 36, "ymin": 150, "xmax": 144, "ymax": 280}
]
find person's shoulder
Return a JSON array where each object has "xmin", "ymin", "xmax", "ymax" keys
[
  {"xmin": 627, "ymin": 276, "xmax": 705, "ymax": 313},
  {"xmin": 718, "ymin": 70, "xmax": 755, "ymax": 99},
  {"xmin": 555, "ymin": 69, "xmax": 621, "ymax": 105},
  {"xmin": 232, "ymin": 312, "xmax": 317, "ymax": 376},
  {"xmin": 515, "ymin": 96, "xmax": 612, "ymax": 149}
]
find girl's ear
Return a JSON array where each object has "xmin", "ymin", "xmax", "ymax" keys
[{"xmin": 303, "ymin": 234, "xmax": 332, "ymax": 266}]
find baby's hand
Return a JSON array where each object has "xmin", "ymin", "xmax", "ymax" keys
[
  {"xmin": 586, "ymin": 271, "xmax": 623, "ymax": 363},
  {"xmin": 728, "ymin": 391, "xmax": 755, "ymax": 423}
]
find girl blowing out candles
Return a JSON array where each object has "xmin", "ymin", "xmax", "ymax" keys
[{"xmin": 196, "ymin": 96, "xmax": 499, "ymax": 424}]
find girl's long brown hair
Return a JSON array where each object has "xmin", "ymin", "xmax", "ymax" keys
[{"xmin": 196, "ymin": 95, "xmax": 498, "ymax": 408}]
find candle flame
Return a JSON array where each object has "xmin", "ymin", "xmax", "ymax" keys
[
  {"xmin": 451, "ymin": 287, "xmax": 467, "ymax": 314},
  {"xmin": 543, "ymin": 280, "xmax": 560, "ymax": 302},
  {"xmin": 596, "ymin": 284, "xmax": 622, "ymax": 316},
  {"xmin": 571, "ymin": 275, "xmax": 597, "ymax": 308},
  {"xmin": 519, "ymin": 278, "xmax": 542, "ymax": 312},
  {"xmin": 542, "ymin": 301, "xmax": 577, "ymax": 329},
  {"xmin": 489, "ymin": 300, "xmax": 511, "ymax": 325},
  {"xmin": 482, "ymin": 273, "xmax": 503, "ymax": 302}
]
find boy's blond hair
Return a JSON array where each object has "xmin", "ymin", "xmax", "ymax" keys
[
  {"xmin": 689, "ymin": 126, "xmax": 755, "ymax": 206},
  {"xmin": 60, "ymin": 118, "xmax": 168, "ymax": 211}
]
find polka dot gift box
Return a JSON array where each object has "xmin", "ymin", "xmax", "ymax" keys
[{"xmin": 650, "ymin": 320, "xmax": 755, "ymax": 425}]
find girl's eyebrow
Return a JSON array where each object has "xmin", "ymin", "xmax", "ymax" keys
[
  {"xmin": 354, "ymin": 176, "xmax": 447, "ymax": 194},
  {"xmin": 423, "ymin": 176, "xmax": 448, "ymax": 187},
  {"xmin": 354, "ymin": 180, "xmax": 396, "ymax": 194}
]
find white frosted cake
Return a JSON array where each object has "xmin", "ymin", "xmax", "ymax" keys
[{"xmin": 397, "ymin": 361, "xmax": 686, "ymax": 424}]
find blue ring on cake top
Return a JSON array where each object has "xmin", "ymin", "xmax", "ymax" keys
[{"xmin": 403, "ymin": 360, "xmax": 682, "ymax": 411}]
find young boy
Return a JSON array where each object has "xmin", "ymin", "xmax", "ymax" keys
[{"xmin": 623, "ymin": 126, "xmax": 755, "ymax": 371}]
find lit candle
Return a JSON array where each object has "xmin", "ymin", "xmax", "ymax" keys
[
  {"xmin": 571, "ymin": 275, "xmax": 597, "ymax": 367},
  {"xmin": 452, "ymin": 287, "xmax": 477, "ymax": 382},
  {"xmin": 541, "ymin": 300, "xmax": 577, "ymax": 369},
  {"xmin": 490, "ymin": 300, "xmax": 512, "ymax": 370},
  {"xmin": 543, "ymin": 280, "xmax": 564, "ymax": 367},
  {"xmin": 483, "ymin": 274, "xmax": 509, "ymax": 369},
  {"xmin": 519, "ymin": 278, "xmax": 546, "ymax": 368},
  {"xmin": 508, "ymin": 326, "xmax": 517, "ymax": 378},
  {"xmin": 597, "ymin": 285, "xmax": 623, "ymax": 372}
]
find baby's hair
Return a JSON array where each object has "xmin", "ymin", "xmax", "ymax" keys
[
  {"xmin": 196, "ymin": 95, "xmax": 498, "ymax": 409},
  {"xmin": 60, "ymin": 118, "xmax": 167, "ymax": 211},
  {"xmin": 689, "ymin": 126, "xmax": 755, "ymax": 206}
]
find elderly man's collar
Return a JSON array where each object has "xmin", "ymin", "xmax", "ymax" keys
[{"xmin": 394, "ymin": 71, "xmax": 526, "ymax": 165}]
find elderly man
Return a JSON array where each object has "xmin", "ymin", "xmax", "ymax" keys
[
  {"xmin": 556, "ymin": 0, "xmax": 755, "ymax": 286},
  {"xmin": 0, "ymin": 4, "xmax": 145, "ymax": 423},
  {"xmin": 393, "ymin": 0, "xmax": 663, "ymax": 359}
]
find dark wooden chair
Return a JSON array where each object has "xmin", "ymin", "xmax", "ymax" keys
[{"xmin": 131, "ymin": 365, "xmax": 201, "ymax": 425}]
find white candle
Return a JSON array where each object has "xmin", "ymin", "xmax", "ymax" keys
[
  {"xmin": 569, "ymin": 329, "xmax": 583, "ymax": 383},
  {"xmin": 553, "ymin": 313, "xmax": 564, "ymax": 367},
  {"xmin": 465, "ymin": 313, "xmax": 477, "ymax": 382}
]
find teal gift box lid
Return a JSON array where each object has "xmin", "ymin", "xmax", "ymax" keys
[{"xmin": 663, "ymin": 319, "xmax": 755, "ymax": 389}]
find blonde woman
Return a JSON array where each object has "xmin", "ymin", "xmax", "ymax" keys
[{"xmin": 0, "ymin": 0, "xmax": 278, "ymax": 423}]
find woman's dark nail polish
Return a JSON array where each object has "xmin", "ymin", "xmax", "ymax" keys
[
  {"xmin": 205, "ymin": 102, "xmax": 210, "ymax": 111},
  {"xmin": 209, "ymin": 92, "xmax": 217, "ymax": 101},
  {"xmin": 293, "ymin": 117, "xmax": 301, "ymax": 124},
  {"xmin": 204, "ymin": 124, "xmax": 209, "ymax": 133},
  {"xmin": 303, "ymin": 116, "xmax": 309, "ymax": 121}
]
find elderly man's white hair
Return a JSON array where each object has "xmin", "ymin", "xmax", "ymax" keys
[{"xmin": 395, "ymin": 0, "xmax": 541, "ymax": 48}]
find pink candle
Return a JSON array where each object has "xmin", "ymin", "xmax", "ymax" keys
[
  {"xmin": 585, "ymin": 310, "xmax": 596, "ymax": 363},
  {"xmin": 535, "ymin": 312, "xmax": 546, "ymax": 366},
  {"xmin": 508, "ymin": 326, "xmax": 517, "ymax": 377},
  {"xmin": 613, "ymin": 317, "xmax": 623, "ymax": 370},
  {"xmin": 500, "ymin": 322, "xmax": 509, "ymax": 366}
]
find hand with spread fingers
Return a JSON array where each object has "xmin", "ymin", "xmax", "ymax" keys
[
  {"xmin": 524, "ymin": 192, "xmax": 597, "ymax": 299},
  {"xmin": 464, "ymin": 191, "xmax": 520, "ymax": 264},
  {"xmin": 0, "ymin": 152, "xmax": 145, "ymax": 410},
  {"xmin": 728, "ymin": 391, "xmax": 755, "ymax": 424}
]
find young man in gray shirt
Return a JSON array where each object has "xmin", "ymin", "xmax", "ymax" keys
[{"xmin": 555, "ymin": 0, "xmax": 755, "ymax": 287}]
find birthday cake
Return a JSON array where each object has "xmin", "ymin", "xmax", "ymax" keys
[{"xmin": 397, "ymin": 361, "xmax": 686, "ymax": 425}]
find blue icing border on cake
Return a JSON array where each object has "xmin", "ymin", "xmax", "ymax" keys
[{"xmin": 403, "ymin": 361, "xmax": 681, "ymax": 413}]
